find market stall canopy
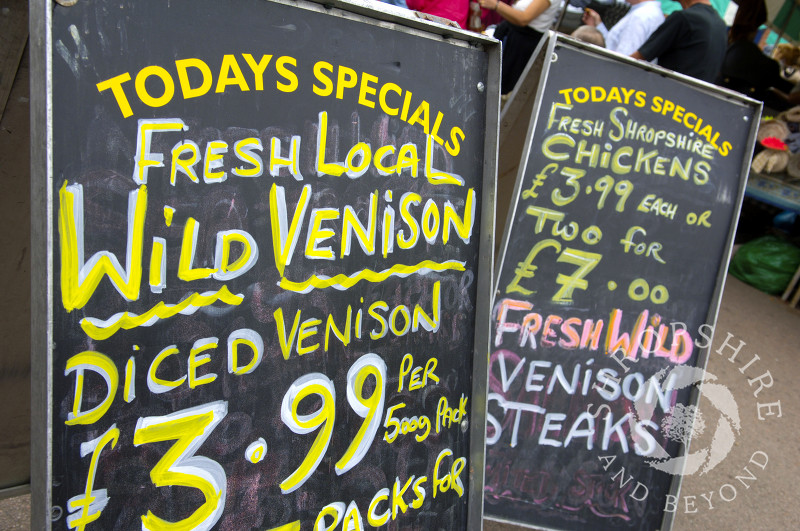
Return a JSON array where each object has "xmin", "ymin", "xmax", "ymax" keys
[{"xmin": 767, "ymin": 0, "xmax": 800, "ymax": 42}]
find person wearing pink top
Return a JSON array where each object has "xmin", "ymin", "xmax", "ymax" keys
[
  {"xmin": 477, "ymin": 0, "xmax": 563, "ymax": 93},
  {"xmin": 406, "ymin": 0, "xmax": 470, "ymax": 28}
]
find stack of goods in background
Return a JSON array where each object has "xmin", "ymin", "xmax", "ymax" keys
[{"xmin": 734, "ymin": 109, "xmax": 800, "ymax": 296}]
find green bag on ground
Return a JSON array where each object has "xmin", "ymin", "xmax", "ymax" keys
[{"xmin": 729, "ymin": 236, "xmax": 800, "ymax": 295}]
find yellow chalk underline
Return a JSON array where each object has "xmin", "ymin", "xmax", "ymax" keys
[
  {"xmin": 81, "ymin": 286, "xmax": 244, "ymax": 340},
  {"xmin": 80, "ymin": 260, "xmax": 465, "ymax": 339},
  {"xmin": 279, "ymin": 260, "xmax": 466, "ymax": 293}
]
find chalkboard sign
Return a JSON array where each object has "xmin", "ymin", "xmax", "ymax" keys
[
  {"xmin": 30, "ymin": 1, "xmax": 499, "ymax": 529},
  {"xmin": 485, "ymin": 34, "xmax": 759, "ymax": 531}
]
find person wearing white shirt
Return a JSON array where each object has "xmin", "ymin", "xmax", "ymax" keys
[
  {"xmin": 478, "ymin": 0, "xmax": 564, "ymax": 94},
  {"xmin": 582, "ymin": 0, "xmax": 664, "ymax": 56}
]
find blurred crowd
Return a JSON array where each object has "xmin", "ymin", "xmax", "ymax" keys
[{"xmin": 376, "ymin": 0, "xmax": 800, "ymax": 109}]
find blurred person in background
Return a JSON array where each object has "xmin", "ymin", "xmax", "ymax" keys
[
  {"xmin": 477, "ymin": 0, "xmax": 563, "ymax": 94},
  {"xmin": 581, "ymin": 0, "xmax": 663, "ymax": 55},
  {"xmin": 406, "ymin": 0, "xmax": 469, "ymax": 28},
  {"xmin": 571, "ymin": 24, "xmax": 606, "ymax": 46},
  {"xmin": 717, "ymin": 0, "xmax": 792, "ymax": 108},
  {"xmin": 632, "ymin": 0, "xmax": 726, "ymax": 83}
]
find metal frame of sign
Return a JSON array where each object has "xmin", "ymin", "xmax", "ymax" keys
[
  {"xmin": 495, "ymin": 36, "xmax": 550, "ymax": 252},
  {"xmin": 29, "ymin": 0, "xmax": 499, "ymax": 528},
  {"xmin": 488, "ymin": 32, "xmax": 761, "ymax": 531}
]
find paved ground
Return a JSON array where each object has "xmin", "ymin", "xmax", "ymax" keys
[
  {"xmin": 2, "ymin": 275, "xmax": 797, "ymax": 529},
  {"xmin": 670, "ymin": 275, "xmax": 799, "ymax": 530},
  {"xmin": 0, "ymin": 493, "xmax": 28, "ymax": 531}
]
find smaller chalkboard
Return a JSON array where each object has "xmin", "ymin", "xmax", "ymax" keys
[{"xmin": 486, "ymin": 33, "xmax": 760, "ymax": 531}]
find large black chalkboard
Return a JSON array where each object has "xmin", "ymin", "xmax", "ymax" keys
[
  {"xmin": 485, "ymin": 34, "xmax": 759, "ymax": 531},
  {"xmin": 31, "ymin": 0, "xmax": 499, "ymax": 529}
]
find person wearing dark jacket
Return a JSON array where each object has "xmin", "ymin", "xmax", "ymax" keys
[
  {"xmin": 717, "ymin": 0, "xmax": 794, "ymax": 108},
  {"xmin": 478, "ymin": 0, "xmax": 563, "ymax": 94},
  {"xmin": 631, "ymin": 0, "xmax": 726, "ymax": 83}
]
